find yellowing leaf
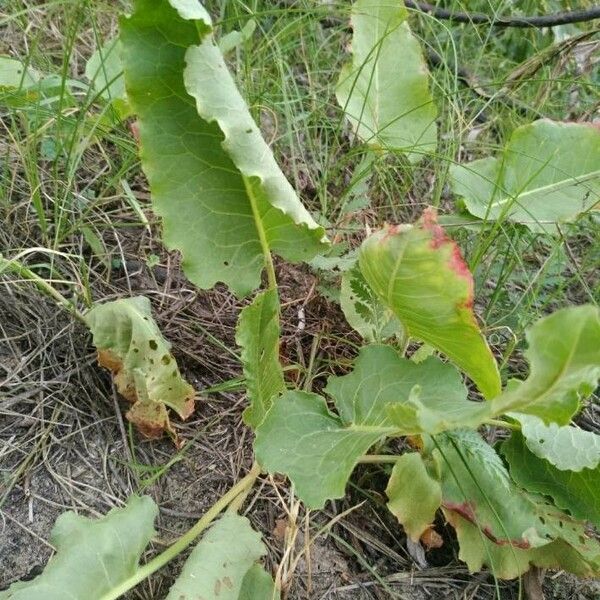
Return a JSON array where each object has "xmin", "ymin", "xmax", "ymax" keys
[
  {"xmin": 85, "ymin": 296, "xmax": 195, "ymax": 443},
  {"xmin": 433, "ymin": 430, "xmax": 600, "ymax": 579},
  {"xmin": 336, "ymin": 0, "xmax": 437, "ymax": 162},
  {"xmin": 359, "ymin": 209, "xmax": 501, "ymax": 399},
  {"xmin": 386, "ymin": 453, "xmax": 441, "ymax": 541}
]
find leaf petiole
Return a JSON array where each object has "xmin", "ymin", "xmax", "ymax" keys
[
  {"xmin": 99, "ymin": 462, "xmax": 261, "ymax": 600},
  {"xmin": 358, "ymin": 454, "xmax": 402, "ymax": 464}
]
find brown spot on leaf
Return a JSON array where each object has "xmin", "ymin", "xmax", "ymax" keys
[
  {"xmin": 443, "ymin": 502, "xmax": 531, "ymax": 549},
  {"xmin": 222, "ymin": 576, "xmax": 233, "ymax": 590}
]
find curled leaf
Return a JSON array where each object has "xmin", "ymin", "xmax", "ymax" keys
[
  {"xmin": 85, "ymin": 296, "xmax": 195, "ymax": 443},
  {"xmin": 359, "ymin": 208, "xmax": 501, "ymax": 398}
]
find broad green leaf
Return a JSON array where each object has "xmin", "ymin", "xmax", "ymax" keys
[
  {"xmin": 359, "ymin": 209, "xmax": 501, "ymax": 398},
  {"xmin": 166, "ymin": 513, "xmax": 275, "ymax": 600},
  {"xmin": 0, "ymin": 496, "xmax": 157, "ymax": 599},
  {"xmin": 236, "ymin": 289, "xmax": 285, "ymax": 429},
  {"xmin": 85, "ymin": 296, "xmax": 195, "ymax": 442},
  {"xmin": 85, "ymin": 38, "xmax": 130, "ymax": 118},
  {"xmin": 335, "ymin": 0, "xmax": 437, "ymax": 162},
  {"xmin": 502, "ymin": 432, "xmax": 600, "ymax": 529},
  {"xmin": 120, "ymin": 0, "xmax": 327, "ymax": 297},
  {"xmin": 386, "ymin": 453, "xmax": 441, "ymax": 541},
  {"xmin": 256, "ymin": 346, "xmax": 486, "ymax": 507},
  {"xmin": 490, "ymin": 305, "xmax": 600, "ymax": 424},
  {"xmin": 0, "ymin": 56, "xmax": 40, "ymax": 89},
  {"xmin": 514, "ymin": 413, "xmax": 600, "ymax": 471},
  {"xmin": 325, "ymin": 345, "xmax": 488, "ymax": 434},
  {"xmin": 450, "ymin": 120, "xmax": 600, "ymax": 233},
  {"xmin": 433, "ymin": 430, "xmax": 600, "ymax": 578},
  {"xmin": 254, "ymin": 390, "xmax": 392, "ymax": 508},
  {"xmin": 339, "ymin": 264, "xmax": 401, "ymax": 342}
]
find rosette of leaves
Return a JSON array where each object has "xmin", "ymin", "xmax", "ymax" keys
[{"xmin": 256, "ymin": 209, "xmax": 600, "ymax": 579}]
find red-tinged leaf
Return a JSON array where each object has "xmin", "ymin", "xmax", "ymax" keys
[{"xmin": 359, "ymin": 208, "xmax": 501, "ymax": 398}]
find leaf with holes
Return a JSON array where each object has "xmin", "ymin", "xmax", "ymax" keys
[
  {"xmin": 120, "ymin": 0, "xmax": 327, "ymax": 297},
  {"xmin": 0, "ymin": 497, "xmax": 278, "ymax": 600},
  {"xmin": 450, "ymin": 120, "xmax": 600, "ymax": 233},
  {"xmin": 85, "ymin": 296, "xmax": 195, "ymax": 443},
  {"xmin": 490, "ymin": 305, "xmax": 600, "ymax": 424},
  {"xmin": 513, "ymin": 413, "xmax": 600, "ymax": 471},
  {"xmin": 359, "ymin": 208, "xmax": 501, "ymax": 399},
  {"xmin": 236, "ymin": 289, "xmax": 285, "ymax": 429},
  {"xmin": 336, "ymin": 0, "xmax": 437, "ymax": 161},
  {"xmin": 166, "ymin": 513, "xmax": 277, "ymax": 600}
]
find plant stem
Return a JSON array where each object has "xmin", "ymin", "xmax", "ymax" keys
[
  {"xmin": 100, "ymin": 463, "xmax": 261, "ymax": 600},
  {"xmin": 358, "ymin": 454, "xmax": 400, "ymax": 464},
  {"xmin": 484, "ymin": 418, "xmax": 520, "ymax": 431},
  {"xmin": 243, "ymin": 176, "xmax": 277, "ymax": 291},
  {"xmin": 0, "ymin": 254, "xmax": 86, "ymax": 323}
]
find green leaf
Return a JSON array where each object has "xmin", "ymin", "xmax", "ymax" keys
[
  {"xmin": 120, "ymin": 0, "xmax": 327, "ymax": 298},
  {"xmin": 433, "ymin": 430, "xmax": 600, "ymax": 578},
  {"xmin": 255, "ymin": 345, "xmax": 488, "ymax": 508},
  {"xmin": 166, "ymin": 513, "xmax": 274, "ymax": 600},
  {"xmin": 0, "ymin": 56, "xmax": 40, "ymax": 89},
  {"xmin": 502, "ymin": 432, "xmax": 600, "ymax": 529},
  {"xmin": 0, "ymin": 496, "xmax": 157, "ymax": 599},
  {"xmin": 490, "ymin": 305, "xmax": 600, "ymax": 424},
  {"xmin": 450, "ymin": 120, "xmax": 600, "ymax": 233},
  {"xmin": 239, "ymin": 565, "xmax": 279, "ymax": 600},
  {"xmin": 385, "ymin": 453, "xmax": 441, "ymax": 541},
  {"xmin": 339, "ymin": 264, "xmax": 401, "ymax": 342},
  {"xmin": 325, "ymin": 345, "xmax": 488, "ymax": 434},
  {"xmin": 444, "ymin": 511, "xmax": 599, "ymax": 580},
  {"xmin": 85, "ymin": 38, "xmax": 130, "ymax": 118},
  {"xmin": 335, "ymin": 0, "xmax": 437, "ymax": 162},
  {"xmin": 236, "ymin": 289, "xmax": 285, "ymax": 429},
  {"xmin": 254, "ymin": 390, "xmax": 392, "ymax": 508},
  {"xmin": 514, "ymin": 413, "xmax": 600, "ymax": 471},
  {"xmin": 219, "ymin": 19, "xmax": 257, "ymax": 55},
  {"xmin": 85, "ymin": 296, "xmax": 195, "ymax": 442},
  {"xmin": 358, "ymin": 209, "xmax": 501, "ymax": 399}
]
